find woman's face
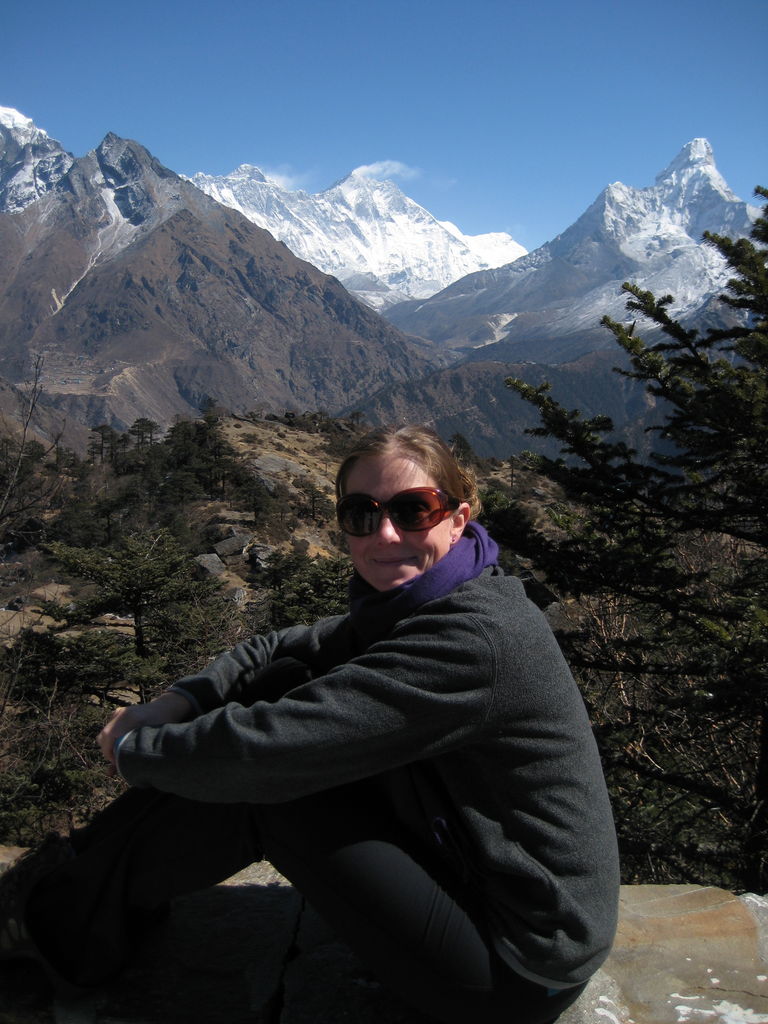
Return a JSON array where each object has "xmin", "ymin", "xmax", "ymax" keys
[{"xmin": 341, "ymin": 455, "xmax": 471, "ymax": 592}]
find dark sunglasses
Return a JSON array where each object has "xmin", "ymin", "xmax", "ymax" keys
[{"xmin": 336, "ymin": 487, "xmax": 460, "ymax": 537}]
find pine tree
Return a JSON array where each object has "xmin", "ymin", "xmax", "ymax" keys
[
  {"xmin": 502, "ymin": 188, "xmax": 768, "ymax": 891},
  {"xmin": 47, "ymin": 530, "xmax": 219, "ymax": 661},
  {"xmin": 128, "ymin": 417, "xmax": 162, "ymax": 449},
  {"xmin": 263, "ymin": 551, "xmax": 351, "ymax": 630}
]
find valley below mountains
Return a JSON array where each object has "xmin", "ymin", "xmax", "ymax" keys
[{"xmin": 0, "ymin": 106, "xmax": 759, "ymax": 457}]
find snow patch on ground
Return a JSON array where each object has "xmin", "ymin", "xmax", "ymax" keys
[{"xmin": 675, "ymin": 1001, "xmax": 768, "ymax": 1022}]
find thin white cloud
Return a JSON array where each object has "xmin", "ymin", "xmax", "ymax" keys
[
  {"xmin": 351, "ymin": 160, "xmax": 421, "ymax": 182},
  {"xmin": 261, "ymin": 165, "xmax": 311, "ymax": 190}
]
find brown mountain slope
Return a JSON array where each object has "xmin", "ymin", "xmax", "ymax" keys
[
  {"xmin": 0, "ymin": 136, "xmax": 434, "ymax": 435},
  {"xmin": 360, "ymin": 349, "xmax": 659, "ymax": 459}
]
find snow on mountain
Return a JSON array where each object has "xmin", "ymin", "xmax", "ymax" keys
[
  {"xmin": 588, "ymin": 140, "xmax": 750, "ymax": 273},
  {"xmin": 189, "ymin": 165, "xmax": 526, "ymax": 310},
  {"xmin": 0, "ymin": 106, "xmax": 74, "ymax": 212},
  {"xmin": 387, "ymin": 139, "xmax": 757, "ymax": 360}
]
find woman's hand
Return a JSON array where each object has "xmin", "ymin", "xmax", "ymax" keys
[{"xmin": 97, "ymin": 691, "xmax": 194, "ymax": 768}]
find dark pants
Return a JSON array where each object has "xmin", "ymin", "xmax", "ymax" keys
[{"xmin": 26, "ymin": 782, "xmax": 585, "ymax": 1024}]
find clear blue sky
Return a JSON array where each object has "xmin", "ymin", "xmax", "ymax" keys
[{"xmin": 3, "ymin": 0, "xmax": 766, "ymax": 249}]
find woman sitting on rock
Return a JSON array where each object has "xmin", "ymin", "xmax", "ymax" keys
[{"xmin": 1, "ymin": 424, "xmax": 619, "ymax": 1023}]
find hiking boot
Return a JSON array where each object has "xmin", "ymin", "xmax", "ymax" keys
[{"xmin": 0, "ymin": 833, "xmax": 88, "ymax": 997}]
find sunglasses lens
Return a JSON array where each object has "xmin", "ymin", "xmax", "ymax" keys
[
  {"xmin": 337, "ymin": 497, "xmax": 381, "ymax": 536},
  {"xmin": 389, "ymin": 492, "xmax": 444, "ymax": 529}
]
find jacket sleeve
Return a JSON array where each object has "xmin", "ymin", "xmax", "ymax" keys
[
  {"xmin": 166, "ymin": 615, "xmax": 350, "ymax": 713},
  {"xmin": 116, "ymin": 604, "xmax": 498, "ymax": 803}
]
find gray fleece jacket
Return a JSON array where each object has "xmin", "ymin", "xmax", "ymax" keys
[{"xmin": 116, "ymin": 567, "xmax": 619, "ymax": 988}]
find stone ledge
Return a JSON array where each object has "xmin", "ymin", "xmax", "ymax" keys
[{"xmin": 0, "ymin": 851, "xmax": 766, "ymax": 1023}]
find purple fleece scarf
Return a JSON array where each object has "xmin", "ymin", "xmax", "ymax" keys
[{"xmin": 348, "ymin": 522, "xmax": 499, "ymax": 649}]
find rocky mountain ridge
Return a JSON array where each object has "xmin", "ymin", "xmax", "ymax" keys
[
  {"xmin": 0, "ymin": 112, "xmax": 435, "ymax": 440},
  {"xmin": 0, "ymin": 106, "xmax": 526, "ymax": 314}
]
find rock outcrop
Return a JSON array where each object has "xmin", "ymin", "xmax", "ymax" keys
[{"xmin": 1, "ymin": 845, "xmax": 766, "ymax": 1023}]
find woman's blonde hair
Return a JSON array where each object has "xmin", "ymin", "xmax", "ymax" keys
[{"xmin": 335, "ymin": 425, "xmax": 481, "ymax": 517}]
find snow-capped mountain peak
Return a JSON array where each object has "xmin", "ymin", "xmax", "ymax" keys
[
  {"xmin": 190, "ymin": 164, "xmax": 526, "ymax": 309},
  {"xmin": 228, "ymin": 163, "xmax": 270, "ymax": 184},
  {"xmin": 659, "ymin": 137, "xmax": 715, "ymax": 173},
  {"xmin": 0, "ymin": 106, "xmax": 74, "ymax": 212},
  {"xmin": 654, "ymin": 137, "xmax": 737, "ymax": 208},
  {"xmin": 323, "ymin": 171, "xmax": 434, "ymax": 230},
  {"xmin": 0, "ymin": 106, "xmax": 48, "ymax": 145},
  {"xmin": 581, "ymin": 136, "xmax": 750, "ymax": 259},
  {"xmin": 387, "ymin": 138, "xmax": 755, "ymax": 360}
]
